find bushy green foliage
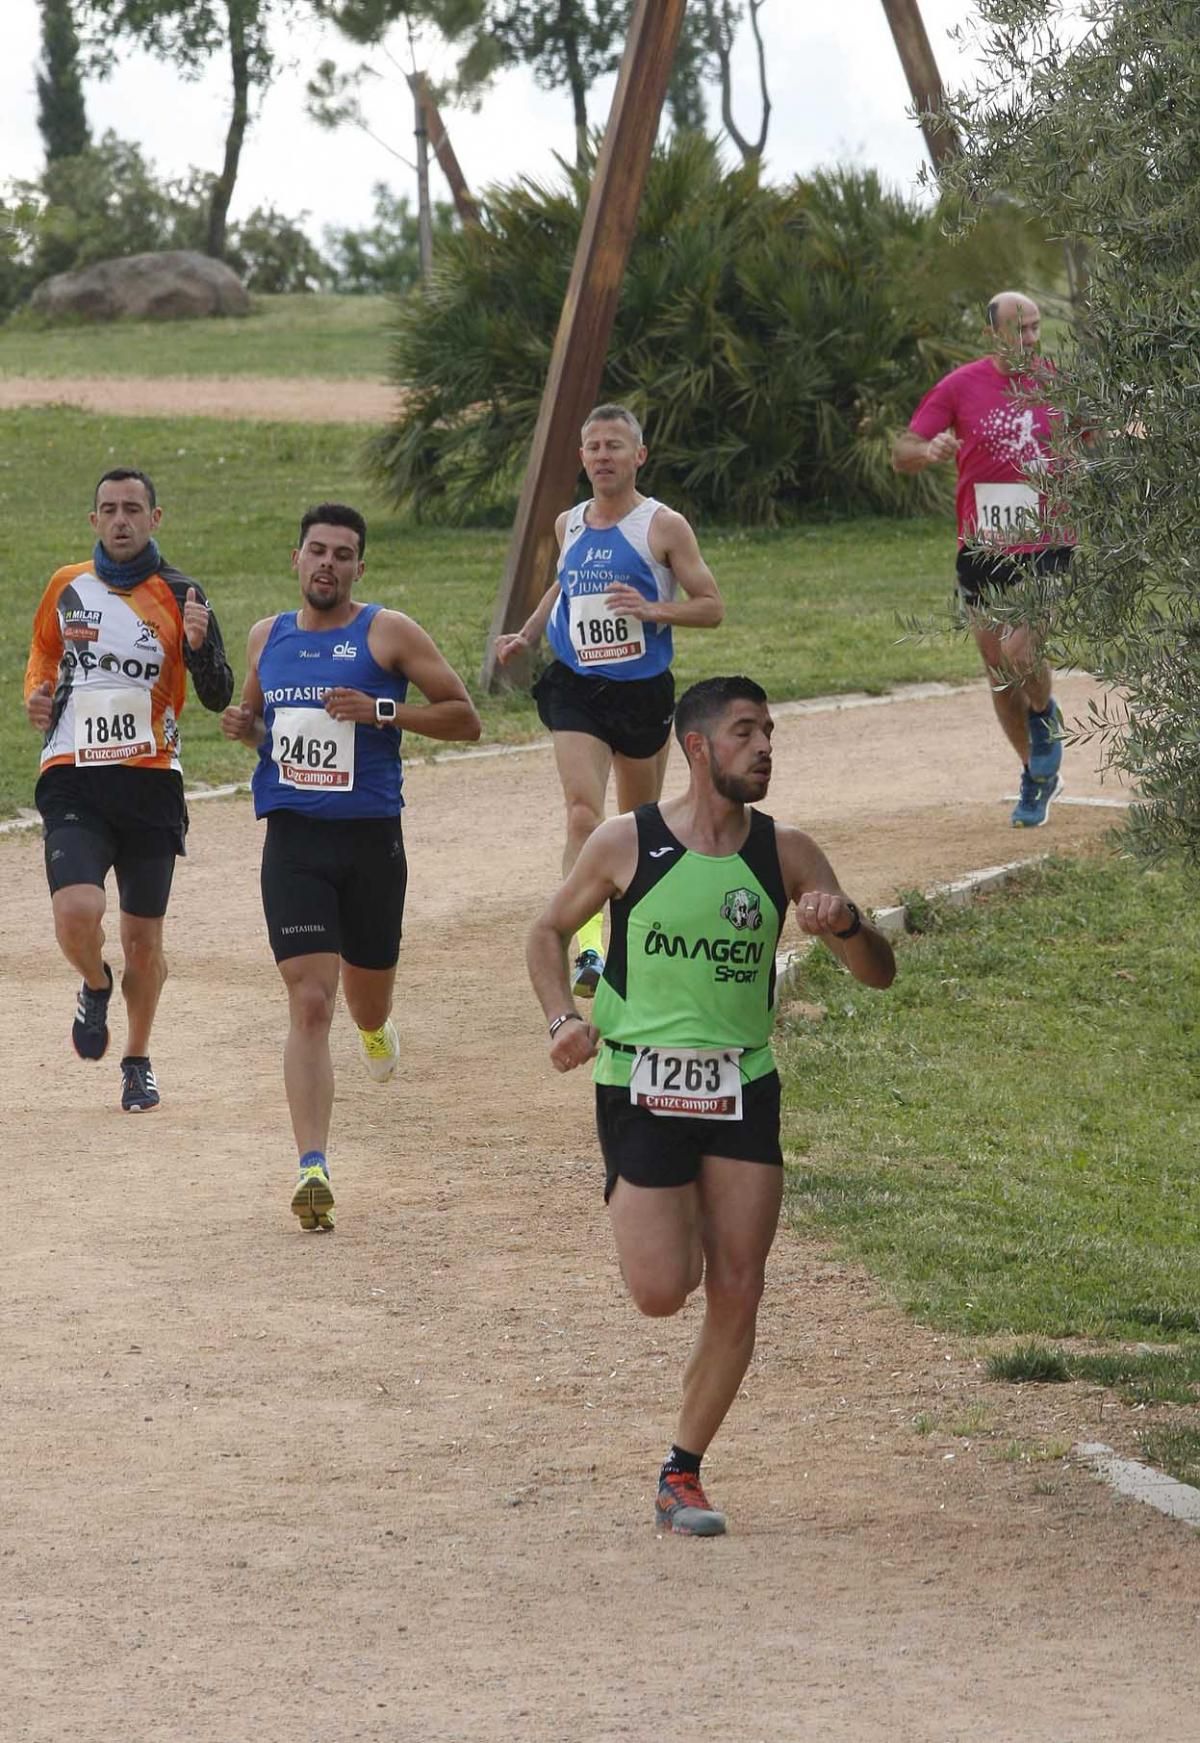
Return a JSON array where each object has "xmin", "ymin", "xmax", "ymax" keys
[
  {"xmin": 370, "ymin": 134, "xmax": 1058, "ymax": 525},
  {"xmin": 939, "ymin": 0, "xmax": 1200, "ymax": 866}
]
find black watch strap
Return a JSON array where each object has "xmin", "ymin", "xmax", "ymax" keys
[{"xmin": 831, "ymin": 900, "xmax": 862, "ymax": 940}]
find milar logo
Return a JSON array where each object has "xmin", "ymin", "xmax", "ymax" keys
[
  {"xmin": 63, "ymin": 607, "xmax": 102, "ymax": 643},
  {"xmin": 332, "ymin": 642, "xmax": 357, "ymax": 659},
  {"xmin": 721, "ymin": 887, "xmax": 762, "ymax": 932}
]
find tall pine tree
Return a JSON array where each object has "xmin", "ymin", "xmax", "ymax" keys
[{"xmin": 37, "ymin": 0, "xmax": 90, "ymax": 163}]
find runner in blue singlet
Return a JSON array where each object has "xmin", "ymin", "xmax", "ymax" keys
[
  {"xmin": 495, "ymin": 404, "xmax": 724, "ymax": 998},
  {"xmin": 221, "ymin": 501, "xmax": 481, "ymax": 1232}
]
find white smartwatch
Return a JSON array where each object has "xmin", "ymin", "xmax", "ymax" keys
[{"xmin": 375, "ymin": 697, "xmax": 398, "ymax": 726}]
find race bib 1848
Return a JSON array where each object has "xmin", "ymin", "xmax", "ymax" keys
[
  {"xmin": 271, "ymin": 704, "xmax": 356, "ymax": 791},
  {"xmin": 974, "ymin": 482, "xmax": 1040, "ymax": 541},
  {"xmin": 629, "ymin": 1046, "xmax": 743, "ymax": 1120},
  {"xmin": 568, "ymin": 592, "xmax": 647, "ymax": 667},
  {"xmin": 73, "ymin": 685, "xmax": 154, "ymax": 765}
]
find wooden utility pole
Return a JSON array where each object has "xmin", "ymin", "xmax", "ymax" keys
[
  {"xmin": 409, "ymin": 73, "xmax": 480, "ymax": 229},
  {"xmin": 879, "ymin": 0, "xmax": 961, "ymax": 173},
  {"xmin": 480, "ymin": 0, "xmax": 688, "ymax": 691},
  {"xmin": 411, "ymin": 78, "xmax": 434, "ymax": 283}
]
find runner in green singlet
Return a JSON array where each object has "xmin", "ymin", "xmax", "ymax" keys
[{"xmin": 527, "ymin": 676, "xmax": 896, "ymax": 1537}]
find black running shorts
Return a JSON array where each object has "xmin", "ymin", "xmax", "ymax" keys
[
  {"xmin": 956, "ymin": 544, "xmax": 1073, "ymax": 608},
  {"xmin": 36, "ymin": 765, "xmax": 185, "ymax": 918},
  {"xmin": 532, "ymin": 661, "xmax": 675, "ymax": 761},
  {"xmin": 595, "ymin": 1070, "xmax": 783, "ymax": 1203},
  {"xmin": 260, "ymin": 810, "xmax": 407, "ymax": 968}
]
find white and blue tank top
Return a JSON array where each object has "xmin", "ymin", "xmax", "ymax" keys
[
  {"xmin": 547, "ymin": 497, "xmax": 676, "ymax": 682},
  {"xmin": 251, "ymin": 603, "xmax": 409, "ymax": 819}
]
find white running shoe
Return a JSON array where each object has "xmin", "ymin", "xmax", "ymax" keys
[{"xmin": 358, "ymin": 1019, "xmax": 400, "ymax": 1082}]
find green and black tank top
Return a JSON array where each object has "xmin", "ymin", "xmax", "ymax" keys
[{"xmin": 593, "ymin": 803, "xmax": 789, "ymax": 1089}]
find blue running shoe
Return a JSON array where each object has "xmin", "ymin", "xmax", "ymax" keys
[
  {"xmin": 1028, "ymin": 700, "xmax": 1064, "ymax": 782},
  {"xmin": 571, "ymin": 948, "xmax": 604, "ymax": 998},
  {"xmin": 1012, "ymin": 767, "xmax": 1062, "ymax": 828}
]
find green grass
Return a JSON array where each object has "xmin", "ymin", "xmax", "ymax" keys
[
  {"xmin": 0, "ymin": 295, "xmax": 392, "ymax": 380},
  {"xmin": 989, "ymin": 1342, "xmax": 1200, "ymax": 1405},
  {"xmin": 1139, "ymin": 1424, "xmax": 1200, "ymax": 1487},
  {"xmin": 0, "ymin": 406, "xmax": 978, "ymax": 815},
  {"xmin": 780, "ymin": 854, "xmax": 1200, "ymax": 1343}
]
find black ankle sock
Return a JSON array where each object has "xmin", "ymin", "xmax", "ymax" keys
[{"xmin": 660, "ymin": 1444, "xmax": 702, "ymax": 1481}]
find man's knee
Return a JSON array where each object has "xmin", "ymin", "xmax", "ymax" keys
[
  {"xmin": 123, "ymin": 929, "xmax": 165, "ymax": 978},
  {"xmin": 565, "ymin": 796, "xmax": 604, "ymax": 844},
  {"xmin": 624, "ymin": 1251, "xmax": 702, "ymax": 1318},
  {"xmin": 286, "ymin": 971, "xmax": 337, "ymax": 1034},
  {"xmin": 53, "ymin": 887, "xmax": 104, "ymax": 947},
  {"xmin": 703, "ymin": 1264, "xmax": 766, "ymax": 1329}
]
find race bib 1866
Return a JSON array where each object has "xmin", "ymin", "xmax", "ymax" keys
[
  {"xmin": 73, "ymin": 685, "xmax": 154, "ymax": 765},
  {"xmin": 568, "ymin": 592, "xmax": 647, "ymax": 667},
  {"xmin": 629, "ymin": 1046, "xmax": 743, "ymax": 1120},
  {"xmin": 271, "ymin": 704, "xmax": 356, "ymax": 791},
  {"xmin": 974, "ymin": 482, "xmax": 1040, "ymax": 542}
]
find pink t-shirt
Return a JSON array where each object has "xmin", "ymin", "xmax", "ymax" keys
[{"xmin": 909, "ymin": 354, "xmax": 1070, "ymax": 551}]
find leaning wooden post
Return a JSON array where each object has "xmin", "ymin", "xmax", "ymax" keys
[
  {"xmin": 879, "ymin": 0, "xmax": 961, "ymax": 173},
  {"xmin": 413, "ymin": 73, "xmax": 481, "ymax": 228},
  {"xmin": 480, "ymin": 0, "xmax": 688, "ymax": 691}
]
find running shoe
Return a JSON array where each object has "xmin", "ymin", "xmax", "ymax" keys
[
  {"xmin": 571, "ymin": 948, "xmax": 605, "ymax": 998},
  {"xmin": 120, "ymin": 1056, "xmax": 160, "ymax": 1112},
  {"xmin": 291, "ymin": 1164, "xmax": 335, "ymax": 1232},
  {"xmin": 655, "ymin": 1471, "xmax": 727, "ymax": 1537},
  {"xmin": 358, "ymin": 1018, "xmax": 400, "ymax": 1083},
  {"xmin": 1027, "ymin": 700, "xmax": 1064, "ymax": 782},
  {"xmin": 1012, "ymin": 767, "xmax": 1063, "ymax": 828},
  {"xmin": 72, "ymin": 963, "xmax": 113, "ymax": 1060}
]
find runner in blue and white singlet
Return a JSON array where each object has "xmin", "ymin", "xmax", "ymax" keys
[
  {"xmin": 494, "ymin": 404, "xmax": 725, "ymax": 1002},
  {"xmin": 547, "ymin": 497, "xmax": 676, "ymax": 683},
  {"xmin": 222, "ymin": 501, "xmax": 480, "ymax": 1234}
]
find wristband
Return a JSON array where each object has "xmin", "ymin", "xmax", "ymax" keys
[
  {"xmin": 831, "ymin": 901, "xmax": 862, "ymax": 940},
  {"xmin": 548, "ymin": 1011, "xmax": 583, "ymax": 1038}
]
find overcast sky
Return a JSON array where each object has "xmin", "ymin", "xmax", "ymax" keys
[{"xmin": 5, "ymin": 2, "xmax": 985, "ymax": 243}]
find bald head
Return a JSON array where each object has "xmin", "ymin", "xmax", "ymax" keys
[{"xmin": 986, "ymin": 292, "xmax": 1041, "ymax": 368}]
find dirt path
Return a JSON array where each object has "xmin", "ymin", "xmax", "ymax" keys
[
  {"xmin": 0, "ymin": 376, "xmax": 398, "ymax": 423},
  {"xmin": 4, "ymin": 675, "xmax": 1194, "ymax": 1743}
]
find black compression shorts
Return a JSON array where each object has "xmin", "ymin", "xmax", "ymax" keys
[
  {"xmin": 956, "ymin": 544, "xmax": 1073, "ymax": 607},
  {"xmin": 36, "ymin": 764, "xmax": 185, "ymax": 918},
  {"xmin": 532, "ymin": 661, "xmax": 675, "ymax": 761},
  {"xmin": 260, "ymin": 810, "xmax": 407, "ymax": 968},
  {"xmin": 595, "ymin": 1070, "xmax": 783, "ymax": 1203}
]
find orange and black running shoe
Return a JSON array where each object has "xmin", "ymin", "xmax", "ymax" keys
[{"xmin": 654, "ymin": 1470, "xmax": 727, "ymax": 1536}]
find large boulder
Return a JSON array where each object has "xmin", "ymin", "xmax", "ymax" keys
[{"xmin": 30, "ymin": 250, "xmax": 251, "ymax": 321}]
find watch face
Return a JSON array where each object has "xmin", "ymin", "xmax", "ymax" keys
[{"xmin": 376, "ymin": 698, "xmax": 397, "ymax": 722}]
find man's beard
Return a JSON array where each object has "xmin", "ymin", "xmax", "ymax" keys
[
  {"xmin": 304, "ymin": 584, "xmax": 339, "ymax": 612},
  {"xmin": 710, "ymin": 759, "xmax": 770, "ymax": 803}
]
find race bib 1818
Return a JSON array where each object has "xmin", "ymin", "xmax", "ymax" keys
[{"xmin": 973, "ymin": 482, "xmax": 1040, "ymax": 542}]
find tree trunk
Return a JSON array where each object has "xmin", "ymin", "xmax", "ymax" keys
[
  {"xmin": 558, "ymin": 3, "xmax": 590, "ymax": 168},
  {"xmin": 207, "ymin": 0, "xmax": 251, "ymax": 259}
]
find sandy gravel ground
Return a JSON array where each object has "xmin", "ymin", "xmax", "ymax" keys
[
  {"xmin": 5, "ymin": 674, "xmax": 1197, "ymax": 1743},
  {"xmin": 0, "ymin": 376, "xmax": 399, "ymax": 423}
]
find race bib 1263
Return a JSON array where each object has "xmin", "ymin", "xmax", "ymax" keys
[{"xmin": 629, "ymin": 1046, "xmax": 743, "ymax": 1120}]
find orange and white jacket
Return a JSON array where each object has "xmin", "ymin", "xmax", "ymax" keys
[{"xmin": 25, "ymin": 558, "xmax": 233, "ymax": 774}]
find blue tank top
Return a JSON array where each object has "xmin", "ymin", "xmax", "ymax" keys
[
  {"xmin": 251, "ymin": 604, "xmax": 409, "ymax": 819},
  {"xmin": 547, "ymin": 497, "xmax": 676, "ymax": 682}
]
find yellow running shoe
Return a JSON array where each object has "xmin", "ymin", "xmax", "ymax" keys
[
  {"xmin": 358, "ymin": 1018, "xmax": 400, "ymax": 1082},
  {"xmin": 291, "ymin": 1164, "xmax": 335, "ymax": 1232}
]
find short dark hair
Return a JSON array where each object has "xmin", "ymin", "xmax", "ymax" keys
[
  {"xmin": 298, "ymin": 501, "xmax": 367, "ymax": 556},
  {"xmin": 674, "ymin": 675, "xmax": 768, "ymax": 748},
  {"xmin": 94, "ymin": 468, "xmax": 156, "ymax": 509}
]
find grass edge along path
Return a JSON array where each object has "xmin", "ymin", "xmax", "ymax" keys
[{"xmin": 779, "ymin": 849, "xmax": 1200, "ymax": 1486}]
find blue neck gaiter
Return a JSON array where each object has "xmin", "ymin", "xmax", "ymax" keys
[{"xmin": 92, "ymin": 538, "xmax": 162, "ymax": 589}]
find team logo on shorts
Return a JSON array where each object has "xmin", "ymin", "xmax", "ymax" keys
[{"xmin": 720, "ymin": 887, "xmax": 762, "ymax": 931}]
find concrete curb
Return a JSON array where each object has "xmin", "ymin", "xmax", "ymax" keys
[
  {"xmin": 774, "ymin": 853, "xmax": 1046, "ymax": 997},
  {"xmin": 1075, "ymin": 1442, "xmax": 1200, "ymax": 1528}
]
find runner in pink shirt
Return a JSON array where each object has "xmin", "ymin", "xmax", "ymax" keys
[{"xmin": 893, "ymin": 291, "xmax": 1071, "ymax": 827}]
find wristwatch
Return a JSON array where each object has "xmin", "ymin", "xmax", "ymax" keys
[
  {"xmin": 375, "ymin": 697, "xmax": 398, "ymax": 725},
  {"xmin": 831, "ymin": 900, "xmax": 862, "ymax": 940}
]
